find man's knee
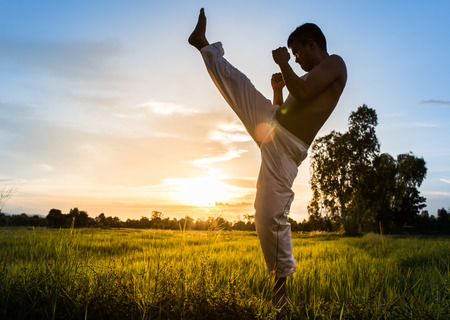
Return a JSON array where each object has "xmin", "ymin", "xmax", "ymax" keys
[{"xmin": 255, "ymin": 210, "xmax": 289, "ymax": 231}]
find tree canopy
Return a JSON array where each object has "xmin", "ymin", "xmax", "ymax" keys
[{"xmin": 309, "ymin": 105, "xmax": 427, "ymax": 234}]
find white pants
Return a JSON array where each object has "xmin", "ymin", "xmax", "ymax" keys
[{"xmin": 201, "ymin": 42, "xmax": 309, "ymax": 278}]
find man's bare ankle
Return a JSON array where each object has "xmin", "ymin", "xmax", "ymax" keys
[{"xmin": 188, "ymin": 8, "xmax": 209, "ymax": 51}]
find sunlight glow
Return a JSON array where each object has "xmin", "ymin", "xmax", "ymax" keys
[{"xmin": 176, "ymin": 177, "xmax": 231, "ymax": 207}]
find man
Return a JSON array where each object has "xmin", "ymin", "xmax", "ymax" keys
[{"xmin": 189, "ymin": 8, "xmax": 347, "ymax": 311}]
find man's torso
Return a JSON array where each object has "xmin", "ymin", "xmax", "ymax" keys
[{"xmin": 275, "ymin": 57, "xmax": 347, "ymax": 145}]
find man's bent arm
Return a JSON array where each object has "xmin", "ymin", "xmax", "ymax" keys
[{"xmin": 273, "ymin": 48, "xmax": 346, "ymax": 104}]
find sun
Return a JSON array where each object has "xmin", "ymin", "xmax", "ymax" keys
[{"xmin": 176, "ymin": 176, "xmax": 231, "ymax": 207}]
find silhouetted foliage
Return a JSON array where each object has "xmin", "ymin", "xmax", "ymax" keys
[
  {"xmin": 309, "ymin": 105, "xmax": 429, "ymax": 234},
  {"xmin": 0, "ymin": 205, "xmax": 448, "ymax": 234}
]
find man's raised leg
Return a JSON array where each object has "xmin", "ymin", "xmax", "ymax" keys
[{"xmin": 189, "ymin": 9, "xmax": 273, "ymax": 145}]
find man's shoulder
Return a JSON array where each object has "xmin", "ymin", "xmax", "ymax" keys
[
  {"xmin": 328, "ymin": 54, "xmax": 346, "ymax": 66},
  {"xmin": 313, "ymin": 54, "xmax": 346, "ymax": 72},
  {"xmin": 324, "ymin": 54, "xmax": 347, "ymax": 78}
]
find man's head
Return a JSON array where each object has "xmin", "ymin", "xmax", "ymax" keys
[
  {"xmin": 287, "ymin": 23, "xmax": 327, "ymax": 71},
  {"xmin": 287, "ymin": 23, "xmax": 327, "ymax": 51}
]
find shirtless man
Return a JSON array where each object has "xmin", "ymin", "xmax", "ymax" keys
[{"xmin": 189, "ymin": 8, "xmax": 346, "ymax": 312}]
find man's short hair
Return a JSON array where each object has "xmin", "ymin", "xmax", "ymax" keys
[{"xmin": 287, "ymin": 23, "xmax": 327, "ymax": 51}]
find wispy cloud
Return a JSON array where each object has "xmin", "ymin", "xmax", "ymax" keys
[
  {"xmin": 419, "ymin": 100, "xmax": 450, "ymax": 106},
  {"xmin": 440, "ymin": 178, "xmax": 450, "ymax": 184},
  {"xmin": 141, "ymin": 101, "xmax": 200, "ymax": 116},
  {"xmin": 380, "ymin": 119, "xmax": 440, "ymax": 130},
  {"xmin": 190, "ymin": 121, "xmax": 252, "ymax": 169},
  {"xmin": 33, "ymin": 164, "xmax": 54, "ymax": 173},
  {"xmin": 423, "ymin": 191, "xmax": 450, "ymax": 197},
  {"xmin": 209, "ymin": 122, "xmax": 252, "ymax": 144},
  {"xmin": 0, "ymin": 36, "xmax": 126, "ymax": 83},
  {"xmin": 411, "ymin": 121, "xmax": 439, "ymax": 128},
  {"xmin": 192, "ymin": 149, "xmax": 248, "ymax": 166}
]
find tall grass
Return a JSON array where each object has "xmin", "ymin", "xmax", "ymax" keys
[{"xmin": 0, "ymin": 227, "xmax": 448, "ymax": 319}]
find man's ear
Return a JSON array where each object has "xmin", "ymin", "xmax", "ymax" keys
[{"xmin": 306, "ymin": 38, "xmax": 316, "ymax": 50}]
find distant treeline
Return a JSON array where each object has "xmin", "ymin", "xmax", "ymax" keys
[{"xmin": 0, "ymin": 206, "xmax": 449, "ymax": 235}]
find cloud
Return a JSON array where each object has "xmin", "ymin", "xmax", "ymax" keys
[
  {"xmin": 441, "ymin": 179, "xmax": 450, "ymax": 184},
  {"xmin": 411, "ymin": 122, "xmax": 439, "ymax": 128},
  {"xmin": 0, "ymin": 36, "xmax": 126, "ymax": 83},
  {"xmin": 223, "ymin": 178, "xmax": 256, "ymax": 189},
  {"xmin": 189, "ymin": 121, "xmax": 253, "ymax": 170},
  {"xmin": 33, "ymin": 164, "xmax": 54, "ymax": 173},
  {"xmin": 141, "ymin": 101, "xmax": 200, "ymax": 116},
  {"xmin": 0, "ymin": 102, "xmax": 37, "ymax": 120},
  {"xmin": 209, "ymin": 122, "xmax": 252, "ymax": 144},
  {"xmin": 419, "ymin": 100, "xmax": 450, "ymax": 106},
  {"xmin": 192, "ymin": 148, "xmax": 248, "ymax": 166},
  {"xmin": 423, "ymin": 191, "xmax": 450, "ymax": 197},
  {"xmin": 380, "ymin": 121, "xmax": 439, "ymax": 130}
]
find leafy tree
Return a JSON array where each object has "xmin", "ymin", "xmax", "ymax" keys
[
  {"xmin": 178, "ymin": 216, "xmax": 194, "ymax": 230},
  {"xmin": 437, "ymin": 208, "xmax": 450, "ymax": 234},
  {"xmin": 372, "ymin": 153, "xmax": 397, "ymax": 231},
  {"xmin": 372, "ymin": 152, "xmax": 427, "ymax": 232},
  {"xmin": 69, "ymin": 207, "xmax": 92, "ymax": 228},
  {"xmin": 95, "ymin": 213, "xmax": 108, "ymax": 227},
  {"xmin": 0, "ymin": 213, "xmax": 8, "ymax": 226},
  {"xmin": 150, "ymin": 211, "xmax": 164, "ymax": 228},
  {"xmin": 309, "ymin": 105, "xmax": 379, "ymax": 233},
  {"xmin": 139, "ymin": 216, "xmax": 151, "ymax": 228},
  {"xmin": 309, "ymin": 105, "xmax": 427, "ymax": 234},
  {"xmin": 392, "ymin": 153, "xmax": 427, "ymax": 229},
  {"xmin": 46, "ymin": 209, "xmax": 68, "ymax": 227},
  {"xmin": 232, "ymin": 220, "xmax": 247, "ymax": 230}
]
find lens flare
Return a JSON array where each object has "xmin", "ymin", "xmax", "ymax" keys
[{"xmin": 254, "ymin": 122, "xmax": 274, "ymax": 143}]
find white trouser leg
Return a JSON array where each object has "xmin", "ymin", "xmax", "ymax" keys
[
  {"xmin": 200, "ymin": 42, "xmax": 308, "ymax": 278},
  {"xmin": 200, "ymin": 42, "xmax": 273, "ymax": 145},
  {"xmin": 255, "ymin": 119, "xmax": 308, "ymax": 277}
]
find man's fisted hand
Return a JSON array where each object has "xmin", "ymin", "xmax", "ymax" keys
[
  {"xmin": 271, "ymin": 72, "xmax": 285, "ymax": 91},
  {"xmin": 272, "ymin": 47, "xmax": 290, "ymax": 65}
]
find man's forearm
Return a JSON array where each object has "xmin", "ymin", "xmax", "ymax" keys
[
  {"xmin": 273, "ymin": 89, "xmax": 283, "ymax": 107},
  {"xmin": 278, "ymin": 62, "xmax": 306, "ymax": 102}
]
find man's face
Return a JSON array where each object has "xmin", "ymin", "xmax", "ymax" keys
[{"xmin": 290, "ymin": 40, "xmax": 313, "ymax": 72}]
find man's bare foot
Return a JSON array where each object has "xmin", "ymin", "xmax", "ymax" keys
[{"xmin": 188, "ymin": 8, "xmax": 209, "ymax": 50}]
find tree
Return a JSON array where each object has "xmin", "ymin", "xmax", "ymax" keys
[
  {"xmin": 46, "ymin": 209, "xmax": 68, "ymax": 227},
  {"xmin": 436, "ymin": 208, "xmax": 449, "ymax": 234},
  {"xmin": 69, "ymin": 207, "xmax": 92, "ymax": 228},
  {"xmin": 95, "ymin": 213, "xmax": 108, "ymax": 227},
  {"xmin": 392, "ymin": 153, "xmax": 427, "ymax": 229},
  {"xmin": 309, "ymin": 130, "xmax": 351, "ymax": 221},
  {"xmin": 0, "ymin": 186, "xmax": 16, "ymax": 214},
  {"xmin": 372, "ymin": 153, "xmax": 398, "ymax": 231},
  {"xmin": 373, "ymin": 153, "xmax": 427, "ymax": 232},
  {"xmin": 150, "ymin": 211, "xmax": 164, "ymax": 229},
  {"xmin": 309, "ymin": 105, "xmax": 427, "ymax": 234},
  {"xmin": 309, "ymin": 105, "xmax": 379, "ymax": 234}
]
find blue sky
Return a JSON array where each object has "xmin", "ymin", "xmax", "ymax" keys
[{"xmin": 1, "ymin": 0, "xmax": 449, "ymax": 221}]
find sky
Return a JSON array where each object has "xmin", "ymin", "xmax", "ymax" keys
[{"xmin": 1, "ymin": 0, "xmax": 449, "ymax": 222}]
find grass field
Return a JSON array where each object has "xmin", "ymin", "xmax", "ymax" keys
[{"xmin": 0, "ymin": 227, "xmax": 448, "ymax": 319}]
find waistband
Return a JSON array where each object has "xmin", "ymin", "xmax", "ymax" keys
[{"xmin": 272, "ymin": 106, "xmax": 310, "ymax": 150}]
